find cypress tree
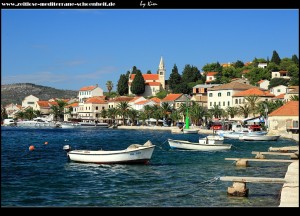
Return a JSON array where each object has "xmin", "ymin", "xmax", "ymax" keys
[
  {"xmin": 131, "ymin": 71, "xmax": 145, "ymax": 95},
  {"xmin": 117, "ymin": 74, "xmax": 128, "ymax": 96},
  {"xmin": 168, "ymin": 64, "xmax": 182, "ymax": 92}
]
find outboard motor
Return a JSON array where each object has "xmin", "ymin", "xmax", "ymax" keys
[{"xmin": 63, "ymin": 145, "xmax": 71, "ymax": 152}]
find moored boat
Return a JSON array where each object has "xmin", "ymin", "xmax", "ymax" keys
[
  {"xmin": 168, "ymin": 138, "xmax": 231, "ymax": 151},
  {"xmin": 239, "ymin": 134, "xmax": 280, "ymax": 141},
  {"xmin": 63, "ymin": 140, "xmax": 155, "ymax": 164},
  {"xmin": 199, "ymin": 135, "xmax": 224, "ymax": 144}
]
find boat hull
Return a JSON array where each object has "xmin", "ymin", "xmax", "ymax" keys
[
  {"xmin": 168, "ymin": 139, "xmax": 231, "ymax": 151},
  {"xmin": 183, "ymin": 129, "xmax": 199, "ymax": 134},
  {"xmin": 67, "ymin": 145, "xmax": 155, "ymax": 164},
  {"xmin": 239, "ymin": 135, "xmax": 280, "ymax": 141}
]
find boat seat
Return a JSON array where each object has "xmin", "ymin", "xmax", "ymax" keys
[{"xmin": 127, "ymin": 144, "xmax": 143, "ymax": 149}]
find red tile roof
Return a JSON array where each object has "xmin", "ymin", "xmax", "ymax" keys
[
  {"xmin": 85, "ymin": 97, "xmax": 107, "ymax": 104},
  {"xmin": 208, "ymin": 82, "xmax": 254, "ymax": 91},
  {"xmin": 269, "ymin": 101, "xmax": 299, "ymax": 116},
  {"xmin": 109, "ymin": 96, "xmax": 134, "ymax": 102},
  {"xmin": 233, "ymin": 88, "xmax": 275, "ymax": 97},
  {"xmin": 145, "ymin": 82, "xmax": 161, "ymax": 86},
  {"xmin": 129, "ymin": 96, "xmax": 143, "ymax": 103},
  {"xmin": 162, "ymin": 94, "xmax": 182, "ymax": 102},
  {"xmin": 150, "ymin": 97, "xmax": 161, "ymax": 103},
  {"xmin": 65, "ymin": 102, "xmax": 79, "ymax": 108},
  {"xmin": 273, "ymin": 93, "xmax": 285, "ymax": 99},
  {"xmin": 130, "ymin": 74, "xmax": 159, "ymax": 81},
  {"xmin": 257, "ymin": 80, "xmax": 268, "ymax": 84},
  {"xmin": 206, "ymin": 72, "xmax": 218, "ymax": 76},
  {"xmin": 79, "ymin": 86, "xmax": 97, "ymax": 91}
]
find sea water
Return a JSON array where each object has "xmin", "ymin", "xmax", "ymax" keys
[{"xmin": 1, "ymin": 127, "xmax": 298, "ymax": 207}]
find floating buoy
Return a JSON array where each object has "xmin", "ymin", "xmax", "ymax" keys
[
  {"xmin": 29, "ymin": 145, "xmax": 35, "ymax": 151},
  {"xmin": 44, "ymin": 141, "xmax": 48, "ymax": 145}
]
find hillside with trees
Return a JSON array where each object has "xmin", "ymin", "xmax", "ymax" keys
[{"xmin": 1, "ymin": 83, "xmax": 78, "ymax": 106}]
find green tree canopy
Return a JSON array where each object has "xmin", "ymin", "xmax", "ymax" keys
[
  {"xmin": 182, "ymin": 64, "xmax": 201, "ymax": 83},
  {"xmin": 117, "ymin": 74, "xmax": 129, "ymax": 96},
  {"xmin": 271, "ymin": 50, "xmax": 281, "ymax": 65},
  {"xmin": 146, "ymin": 70, "xmax": 152, "ymax": 74},
  {"xmin": 292, "ymin": 54, "xmax": 299, "ymax": 66},
  {"xmin": 268, "ymin": 78, "xmax": 289, "ymax": 89},
  {"xmin": 234, "ymin": 60, "xmax": 244, "ymax": 68},
  {"xmin": 168, "ymin": 64, "xmax": 182, "ymax": 92},
  {"xmin": 130, "ymin": 71, "xmax": 145, "ymax": 95}
]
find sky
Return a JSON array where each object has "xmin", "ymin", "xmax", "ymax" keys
[{"xmin": 2, "ymin": 9, "xmax": 299, "ymax": 91}]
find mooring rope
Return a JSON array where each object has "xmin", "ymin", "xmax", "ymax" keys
[{"xmin": 176, "ymin": 176, "xmax": 221, "ymax": 197}]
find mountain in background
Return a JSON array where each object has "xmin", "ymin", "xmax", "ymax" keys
[{"xmin": 1, "ymin": 83, "xmax": 78, "ymax": 106}]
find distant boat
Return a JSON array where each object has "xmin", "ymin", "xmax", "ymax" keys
[
  {"xmin": 63, "ymin": 140, "xmax": 155, "ymax": 164},
  {"xmin": 60, "ymin": 122, "xmax": 81, "ymax": 129},
  {"xmin": 183, "ymin": 128, "xmax": 199, "ymax": 134},
  {"xmin": 239, "ymin": 134, "xmax": 280, "ymax": 141},
  {"xmin": 168, "ymin": 138, "xmax": 231, "ymax": 151},
  {"xmin": 78, "ymin": 121, "xmax": 109, "ymax": 128},
  {"xmin": 16, "ymin": 117, "xmax": 59, "ymax": 128}
]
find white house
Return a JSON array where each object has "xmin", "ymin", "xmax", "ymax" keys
[
  {"xmin": 258, "ymin": 62, "xmax": 267, "ymax": 68},
  {"xmin": 78, "ymin": 84, "xmax": 104, "ymax": 104},
  {"xmin": 284, "ymin": 86, "xmax": 299, "ymax": 102},
  {"xmin": 205, "ymin": 72, "xmax": 218, "ymax": 84},
  {"xmin": 271, "ymin": 71, "xmax": 290, "ymax": 79},
  {"xmin": 270, "ymin": 85, "xmax": 288, "ymax": 96},
  {"xmin": 207, "ymin": 82, "xmax": 254, "ymax": 109},
  {"xmin": 22, "ymin": 95, "xmax": 39, "ymax": 108},
  {"xmin": 5, "ymin": 103, "xmax": 22, "ymax": 118},
  {"xmin": 257, "ymin": 80, "xmax": 270, "ymax": 90}
]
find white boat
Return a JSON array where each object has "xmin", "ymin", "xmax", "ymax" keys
[
  {"xmin": 63, "ymin": 140, "xmax": 155, "ymax": 164},
  {"xmin": 78, "ymin": 121, "xmax": 109, "ymax": 128},
  {"xmin": 16, "ymin": 117, "xmax": 59, "ymax": 128},
  {"xmin": 183, "ymin": 128, "xmax": 199, "ymax": 134},
  {"xmin": 60, "ymin": 122, "xmax": 81, "ymax": 129},
  {"xmin": 199, "ymin": 135, "xmax": 224, "ymax": 145},
  {"xmin": 218, "ymin": 130, "xmax": 267, "ymax": 139},
  {"xmin": 239, "ymin": 134, "xmax": 280, "ymax": 141},
  {"xmin": 168, "ymin": 138, "xmax": 231, "ymax": 151}
]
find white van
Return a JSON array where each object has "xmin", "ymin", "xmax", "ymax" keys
[{"xmin": 3, "ymin": 119, "xmax": 16, "ymax": 126}]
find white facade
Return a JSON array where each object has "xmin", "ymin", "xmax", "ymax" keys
[
  {"xmin": 258, "ymin": 63, "xmax": 267, "ymax": 68},
  {"xmin": 258, "ymin": 80, "xmax": 270, "ymax": 90},
  {"xmin": 78, "ymin": 85, "xmax": 103, "ymax": 105},
  {"xmin": 22, "ymin": 95, "xmax": 39, "ymax": 108},
  {"xmin": 271, "ymin": 71, "xmax": 290, "ymax": 79},
  {"xmin": 270, "ymin": 85, "xmax": 288, "ymax": 96},
  {"xmin": 208, "ymin": 90, "xmax": 235, "ymax": 109}
]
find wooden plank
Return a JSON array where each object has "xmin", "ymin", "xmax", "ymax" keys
[
  {"xmin": 225, "ymin": 158, "xmax": 295, "ymax": 163},
  {"xmin": 269, "ymin": 146, "xmax": 299, "ymax": 152},
  {"xmin": 252, "ymin": 151, "xmax": 295, "ymax": 156},
  {"xmin": 220, "ymin": 176, "xmax": 286, "ymax": 184}
]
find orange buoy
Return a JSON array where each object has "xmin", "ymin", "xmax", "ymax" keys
[
  {"xmin": 44, "ymin": 141, "xmax": 48, "ymax": 145},
  {"xmin": 29, "ymin": 145, "xmax": 35, "ymax": 151}
]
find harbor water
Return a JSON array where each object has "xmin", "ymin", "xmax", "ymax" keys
[{"xmin": 1, "ymin": 127, "xmax": 298, "ymax": 207}]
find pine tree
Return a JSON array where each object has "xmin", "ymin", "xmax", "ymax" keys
[
  {"xmin": 271, "ymin": 50, "xmax": 281, "ymax": 65},
  {"xmin": 131, "ymin": 71, "xmax": 145, "ymax": 95}
]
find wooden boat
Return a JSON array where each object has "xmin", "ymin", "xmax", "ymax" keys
[
  {"xmin": 63, "ymin": 140, "xmax": 155, "ymax": 164},
  {"xmin": 239, "ymin": 134, "xmax": 280, "ymax": 141},
  {"xmin": 168, "ymin": 138, "xmax": 231, "ymax": 151}
]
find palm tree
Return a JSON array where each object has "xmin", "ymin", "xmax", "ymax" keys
[
  {"xmin": 143, "ymin": 105, "xmax": 154, "ymax": 124},
  {"xmin": 100, "ymin": 109, "xmax": 107, "ymax": 122},
  {"xmin": 189, "ymin": 103, "xmax": 206, "ymax": 126},
  {"xmin": 106, "ymin": 81, "xmax": 114, "ymax": 98},
  {"xmin": 138, "ymin": 111, "xmax": 148, "ymax": 126},
  {"xmin": 24, "ymin": 107, "xmax": 35, "ymax": 120},
  {"xmin": 107, "ymin": 108, "xmax": 118, "ymax": 125},
  {"xmin": 127, "ymin": 109, "xmax": 139, "ymax": 126},
  {"xmin": 151, "ymin": 106, "xmax": 163, "ymax": 126},
  {"xmin": 117, "ymin": 101, "xmax": 131, "ymax": 125},
  {"xmin": 226, "ymin": 107, "xmax": 239, "ymax": 119},
  {"xmin": 170, "ymin": 110, "xmax": 182, "ymax": 126},
  {"xmin": 209, "ymin": 105, "xmax": 223, "ymax": 119},
  {"xmin": 239, "ymin": 104, "xmax": 251, "ymax": 118},
  {"xmin": 14, "ymin": 110, "xmax": 25, "ymax": 120},
  {"xmin": 244, "ymin": 95, "xmax": 260, "ymax": 117}
]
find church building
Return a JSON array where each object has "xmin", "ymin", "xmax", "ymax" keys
[{"xmin": 128, "ymin": 57, "xmax": 166, "ymax": 97}]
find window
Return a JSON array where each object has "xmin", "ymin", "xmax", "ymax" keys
[
  {"xmin": 223, "ymin": 102, "xmax": 225, "ymax": 106},
  {"xmin": 96, "ymin": 106, "xmax": 98, "ymax": 110},
  {"xmin": 218, "ymin": 93, "xmax": 221, "ymax": 97},
  {"xmin": 210, "ymin": 102, "xmax": 212, "ymax": 106},
  {"xmin": 277, "ymin": 89, "xmax": 281, "ymax": 92},
  {"xmin": 218, "ymin": 102, "xmax": 221, "ymax": 106},
  {"xmin": 209, "ymin": 93, "xmax": 213, "ymax": 97},
  {"xmin": 227, "ymin": 92, "xmax": 230, "ymax": 96},
  {"xmin": 228, "ymin": 101, "xmax": 230, "ymax": 106},
  {"xmin": 214, "ymin": 102, "xmax": 216, "ymax": 106},
  {"xmin": 235, "ymin": 99, "xmax": 238, "ymax": 104},
  {"xmin": 293, "ymin": 121, "xmax": 299, "ymax": 128},
  {"xmin": 239, "ymin": 99, "xmax": 241, "ymax": 104}
]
